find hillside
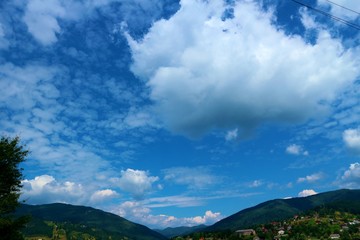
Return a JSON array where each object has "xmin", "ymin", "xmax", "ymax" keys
[
  {"xmin": 206, "ymin": 189, "xmax": 360, "ymax": 232},
  {"xmin": 155, "ymin": 225, "xmax": 207, "ymax": 238},
  {"xmin": 16, "ymin": 203, "xmax": 167, "ymax": 240}
]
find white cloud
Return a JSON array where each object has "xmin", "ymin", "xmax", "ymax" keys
[
  {"xmin": 163, "ymin": 167, "xmax": 219, "ymax": 189},
  {"xmin": 113, "ymin": 169, "xmax": 159, "ymax": 199},
  {"xmin": 143, "ymin": 195, "xmax": 204, "ymax": 208},
  {"xmin": 21, "ymin": 175, "xmax": 85, "ymax": 204},
  {"xmin": 90, "ymin": 189, "xmax": 118, "ymax": 203},
  {"xmin": 249, "ymin": 180, "xmax": 263, "ymax": 188},
  {"xmin": 23, "ymin": 0, "xmax": 67, "ymax": 45},
  {"xmin": 22, "ymin": 0, "xmax": 175, "ymax": 45},
  {"xmin": 337, "ymin": 162, "xmax": 360, "ymax": 188},
  {"xmin": 297, "ymin": 172, "xmax": 324, "ymax": 183},
  {"xmin": 127, "ymin": 0, "xmax": 360, "ymax": 137},
  {"xmin": 225, "ymin": 128, "xmax": 238, "ymax": 141},
  {"xmin": 343, "ymin": 128, "xmax": 360, "ymax": 153},
  {"xmin": 318, "ymin": 0, "xmax": 360, "ymax": 21},
  {"xmin": 114, "ymin": 201, "xmax": 222, "ymax": 228},
  {"xmin": 298, "ymin": 189, "xmax": 318, "ymax": 197},
  {"xmin": 0, "ymin": 22, "xmax": 9, "ymax": 49},
  {"xmin": 0, "ymin": 63, "xmax": 60, "ymax": 110},
  {"xmin": 286, "ymin": 144, "xmax": 308, "ymax": 156},
  {"xmin": 300, "ymin": 7, "xmax": 319, "ymax": 30}
]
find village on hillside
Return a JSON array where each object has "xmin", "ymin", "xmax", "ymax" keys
[{"xmin": 173, "ymin": 209, "xmax": 360, "ymax": 240}]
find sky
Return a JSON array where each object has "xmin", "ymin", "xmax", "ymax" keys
[{"xmin": 1, "ymin": 0, "xmax": 360, "ymax": 229}]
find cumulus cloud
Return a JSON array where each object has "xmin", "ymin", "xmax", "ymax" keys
[
  {"xmin": 163, "ymin": 167, "xmax": 219, "ymax": 189},
  {"xmin": 127, "ymin": 0, "xmax": 360, "ymax": 137},
  {"xmin": 90, "ymin": 189, "xmax": 118, "ymax": 203},
  {"xmin": 297, "ymin": 172, "xmax": 324, "ymax": 183},
  {"xmin": 114, "ymin": 201, "xmax": 222, "ymax": 228},
  {"xmin": 286, "ymin": 144, "xmax": 309, "ymax": 156},
  {"xmin": 113, "ymin": 169, "xmax": 159, "ymax": 199},
  {"xmin": 343, "ymin": 128, "xmax": 360, "ymax": 153},
  {"xmin": 298, "ymin": 189, "xmax": 318, "ymax": 197},
  {"xmin": 337, "ymin": 162, "xmax": 360, "ymax": 188},
  {"xmin": 21, "ymin": 175, "xmax": 85, "ymax": 204}
]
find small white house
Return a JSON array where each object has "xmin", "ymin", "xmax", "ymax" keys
[{"xmin": 330, "ymin": 234, "xmax": 340, "ymax": 239}]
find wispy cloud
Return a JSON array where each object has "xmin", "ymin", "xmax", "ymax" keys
[
  {"xmin": 297, "ymin": 172, "xmax": 324, "ymax": 183},
  {"xmin": 163, "ymin": 166, "xmax": 220, "ymax": 190},
  {"xmin": 286, "ymin": 144, "xmax": 309, "ymax": 156},
  {"xmin": 318, "ymin": 0, "xmax": 360, "ymax": 21}
]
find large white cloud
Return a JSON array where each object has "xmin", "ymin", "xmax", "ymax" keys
[
  {"xmin": 127, "ymin": 0, "xmax": 360, "ymax": 137},
  {"xmin": 113, "ymin": 169, "xmax": 159, "ymax": 199}
]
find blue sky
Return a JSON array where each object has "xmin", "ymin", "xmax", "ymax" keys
[{"xmin": 1, "ymin": 0, "xmax": 360, "ymax": 229}]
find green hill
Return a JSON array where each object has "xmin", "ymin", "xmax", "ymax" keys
[
  {"xmin": 16, "ymin": 203, "xmax": 167, "ymax": 240},
  {"xmin": 206, "ymin": 189, "xmax": 360, "ymax": 232}
]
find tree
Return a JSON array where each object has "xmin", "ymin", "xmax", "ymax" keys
[{"xmin": 0, "ymin": 136, "xmax": 29, "ymax": 239}]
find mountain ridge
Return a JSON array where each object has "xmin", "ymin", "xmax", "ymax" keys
[
  {"xmin": 206, "ymin": 189, "xmax": 360, "ymax": 232},
  {"xmin": 154, "ymin": 224, "xmax": 207, "ymax": 238}
]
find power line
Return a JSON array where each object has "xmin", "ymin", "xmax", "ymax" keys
[
  {"xmin": 291, "ymin": 0, "xmax": 360, "ymax": 30},
  {"xmin": 324, "ymin": 0, "xmax": 360, "ymax": 16}
]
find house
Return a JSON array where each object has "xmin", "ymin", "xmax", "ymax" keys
[
  {"xmin": 329, "ymin": 234, "xmax": 340, "ymax": 239},
  {"xmin": 236, "ymin": 229, "xmax": 256, "ymax": 236},
  {"xmin": 278, "ymin": 230, "xmax": 285, "ymax": 235}
]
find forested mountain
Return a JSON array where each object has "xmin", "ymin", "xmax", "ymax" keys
[
  {"xmin": 206, "ymin": 189, "xmax": 360, "ymax": 232},
  {"xmin": 16, "ymin": 203, "xmax": 167, "ymax": 240}
]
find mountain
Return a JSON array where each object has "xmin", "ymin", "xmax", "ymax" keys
[
  {"xmin": 155, "ymin": 225, "xmax": 207, "ymax": 238},
  {"xmin": 16, "ymin": 203, "xmax": 167, "ymax": 240},
  {"xmin": 206, "ymin": 189, "xmax": 360, "ymax": 232}
]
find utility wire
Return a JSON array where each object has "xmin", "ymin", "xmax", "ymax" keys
[
  {"xmin": 291, "ymin": 0, "xmax": 360, "ymax": 30},
  {"xmin": 324, "ymin": 0, "xmax": 360, "ymax": 16}
]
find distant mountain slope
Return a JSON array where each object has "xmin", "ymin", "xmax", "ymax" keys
[
  {"xmin": 16, "ymin": 203, "xmax": 167, "ymax": 240},
  {"xmin": 207, "ymin": 189, "xmax": 360, "ymax": 232},
  {"xmin": 155, "ymin": 225, "xmax": 207, "ymax": 238}
]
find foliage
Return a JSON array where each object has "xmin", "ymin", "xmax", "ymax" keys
[{"xmin": 0, "ymin": 136, "xmax": 29, "ymax": 239}]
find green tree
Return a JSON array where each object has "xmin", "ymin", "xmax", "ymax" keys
[{"xmin": 0, "ymin": 136, "xmax": 29, "ymax": 239}]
